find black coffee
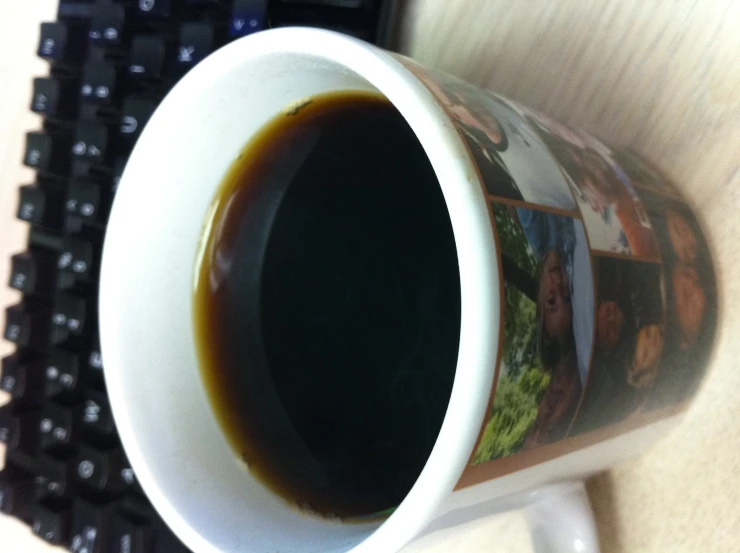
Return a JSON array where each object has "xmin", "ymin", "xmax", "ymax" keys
[{"xmin": 194, "ymin": 91, "xmax": 461, "ymax": 519}]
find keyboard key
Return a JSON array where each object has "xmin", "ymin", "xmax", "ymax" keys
[
  {"xmin": 1, "ymin": 408, "xmax": 40, "ymax": 454},
  {"xmin": 0, "ymin": 472, "xmax": 35, "ymax": 522},
  {"xmin": 176, "ymin": 23, "xmax": 215, "ymax": 73},
  {"xmin": 230, "ymin": 0, "xmax": 268, "ymax": 36},
  {"xmin": 37, "ymin": 21, "xmax": 87, "ymax": 62},
  {"xmin": 36, "ymin": 455, "xmax": 75, "ymax": 498},
  {"xmin": 70, "ymin": 499, "xmax": 115, "ymax": 553},
  {"xmin": 136, "ymin": 0, "xmax": 175, "ymax": 17},
  {"xmin": 23, "ymin": 132, "xmax": 72, "ymax": 175},
  {"xmin": 120, "ymin": 97, "xmax": 156, "ymax": 140},
  {"xmin": 4, "ymin": 304, "xmax": 50, "ymax": 350},
  {"xmin": 58, "ymin": 236, "xmax": 98, "ymax": 283},
  {"xmin": 0, "ymin": 404, "xmax": 11, "ymax": 445},
  {"xmin": 80, "ymin": 391, "xmax": 115, "ymax": 437},
  {"xmin": 45, "ymin": 349, "xmax": 84, "ymax": 400},
  {"xmin": 75, "ymin": 445, "xmax": 125, "ymax": 494},
  {"xmin": 129, "ymin": 36, "xmax": 167, "ymax": 78},
  {"xmin": 87, "ymin": 337, "xmax": 104, "ymax": 374},
  {"xmin": 17, "ymin": 184, "xmax": 66, "ymax": 230},
  {"xmin": 66, "ymin": 179, "xmax": 108, "ymax": 224},
  {"xmin": 31, "ymin": 77, "xmax": 79, "ymax": 119},
  {"xmin": 72, "ymin": 123, "xmax": 110, "ymax": 164},
  {"xmin": 80, "ymin": 64, "xmax": 117, "ymax": 105},
  {"xmin": 39, "ymin": 404, "xmax": 78, "ymax": 452},
  {"xmin": 9, "ymin": 249, "xmax": 58, "ymax": 298},
  {"xmin": 118, "ymin": 454, "xmax": 142, "ymax": 494},
  {"xmin": 31, "ymin": 503, "xmax": 71, "ymax": 545},
  {"xmin": 1, "ymin": 355, "xmax": 45, "ymax": 404},
  {"xmin": 111, "ymin": 514, "xmax": 154, "ymax": 553},
  {"xmin": 89, "ymin": 4, "xmax": 127, "ymax": 47},
  {"xmin": 51, "ymin": 294, "xmax": 89, "ymax": 346}
]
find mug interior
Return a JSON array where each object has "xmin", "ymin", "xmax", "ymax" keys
[{"xmin": 100, "ymin": 29, "xmax": 499, "ymax": 553}]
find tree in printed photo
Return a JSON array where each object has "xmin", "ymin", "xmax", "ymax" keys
[{"xmin": 472, "ymin": 205, "xmax": 550, "ymax": 464}]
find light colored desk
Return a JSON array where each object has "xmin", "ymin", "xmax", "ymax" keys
[{"xmin": 2, "ymin": 1, "xmax": 740, "ymax": 551}]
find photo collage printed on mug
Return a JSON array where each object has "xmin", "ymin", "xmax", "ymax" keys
[{"xmin": 401, "ymin": 59, "xmax": 718, "ymax": 486}]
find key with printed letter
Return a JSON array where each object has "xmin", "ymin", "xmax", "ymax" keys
[
  {"xmin": 31, "ymin": 77, "xmax": 79, "ymax": 120},
  {"xmin": 111, "ymin": 513, "xmax": 155, "ymax": 553},
  {"xmin": 35, "ymin": 455, "xmax": 76, "ymax": 499},
  {"xmin": 72, "ymin": 123, "xmax": 110, "ymax": 165},
  {"xmin": 17, "ymin": 183, "xmax": 66, "ymax": 231},
  {"xmin": 79, "ymin": 390, "xmax": 116, "ymax": 438},
  {"xmin": 38, "ymin": 403, "xmax": 78, "ymax": 454},
  {"xmin": 137, "ymin": 0, "xmax": 177, "ymax": 17},
  {"xmin": 175, "ymin": 23, "xmax": 217, "ymax": 76},
  {"xmin": 24, "ymin": 132, "xmax": 72, "ymax": 176},
  {"xmin": 0, "ymin": 407, "xmax": 40, "ymax": 454},
  {"xmin": 230, "ymin": 0, "xmax": 268, "ymax": 37},
  {"xmin": 120, "ymin": 97, "xmax": 157, "ymax": 142},
  {"xmin": 57, "ymin": 236, "xmax": 100, "ymax": 289},
  {"xmin": 80, "ymin": 64, "xmax": 118, "ymax": 106},
  {"xmin": 66, "ymin": 179, "xmax": 110, "ymax": 226},
  {"xmin": 50, "ymin": 294, "xmax": 90, "ymax": 347},
  {"xmin": 89, "ymin": 4, "xmax": 128, "ymax": 48},
  {"xmin": 4, "ymin": 304, "xmax": 51, "ymax": 350},
  {"xmin": 44, "ymin": 349, "xmax": 84, "ymax": 401},
  {"xmin": 75, "ymin": 445, "xmax": 126, "ymax": 495},
  {"xmin": 32, "ymin": 502, "xmax": 71, "ymax": 546},
  {"xmin": 9, "ymin": 249, "xmax": 58, "ymax": 298},
  {"xmin": 37, "ymin": 21, "xmax": 88, "ymax": 63},
  {"xmin": 70, "ymin": 498, "xmax": 116, "ymax": 553},
  {"xmin": 1, "ymin": 355, "xmax": 45, "ymax": 405}
]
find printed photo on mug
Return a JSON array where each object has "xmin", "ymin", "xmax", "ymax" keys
[
  {"xmin": 522, "ymin": 109, "xmax": 661, "ymax": 260},
  {"xmin": 569, "ymin": 257, "xmax": 665, "ymax": 436},
  {"xmin": 634, "ymin": 186, "xmax": 718, "ymax": 411},
  {"xmin": 402, "ymin": 60, "xmax": 577, "ymax": 213},
  {"xmin": 471, "ymin": 203, "xmax": 594, "ymax": 461}
]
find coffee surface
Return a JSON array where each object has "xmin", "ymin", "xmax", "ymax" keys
[{"xmin": 194, "ymin": 91, "xmax": 461, "ymax": 519}]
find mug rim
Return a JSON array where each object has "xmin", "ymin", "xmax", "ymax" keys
[{"xmin": 100, "ymin": 27, "xmax": 500, "ymax": 553}]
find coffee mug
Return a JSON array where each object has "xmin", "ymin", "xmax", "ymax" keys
[{"xmin": 100, "ymin": 28, "xmax": 717, "ymax": 553}]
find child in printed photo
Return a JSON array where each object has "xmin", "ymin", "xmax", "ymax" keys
[
  {"xmin": 401, "ymin": 63, "xmax": 521, "ymax": 202},
  {"xmin": 402, "ymin": 62, "xmax": 577, "ymax": 211},
  {"xmin": 638, "ymin": 192, "xmax": 718, "ymax": 409},
  {"xmin": 570, "ymin": 258, "xmax": 665, "ymax": 436},
  {"xmin": 524, "ymin": 114, "xmax": 660, "ymax": 259},
  {"xmin": 471, "ymin": 204, "xmax": 594, "ymax": 464}
]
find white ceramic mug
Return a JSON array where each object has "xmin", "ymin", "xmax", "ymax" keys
[{"xmin": 100, "ymin": 28, "xmax": 717, "ymax": 553}]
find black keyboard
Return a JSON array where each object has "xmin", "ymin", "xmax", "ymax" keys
[{"xmin": 1, "ymin": 1, "xmax": 399, "ymax": 551}]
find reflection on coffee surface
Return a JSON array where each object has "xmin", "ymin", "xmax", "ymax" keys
[{"xmin": 194, "ymin": 91, "xmax": 461, "ymax": 519}]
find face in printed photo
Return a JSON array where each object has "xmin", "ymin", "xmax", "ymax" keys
[
  {"xmin": 401, "ymin": 60, "xmax": 577, "ymax": 211},
  {"xmin": 471, "ymin": 204, "xmax": 594, "ymax": 464},
  {"xmin": 666, "ymin": 208, "xmax": 698, "ymax": 264},
  {"xmin": 571, "ymin": 257, "xmax": 665, "ymax": 435},
  {"xmin": 523, "ymin": 116, "xmax": 661, "ymax": 259}
]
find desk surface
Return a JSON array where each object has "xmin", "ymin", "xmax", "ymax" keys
[{"xmin": 2, "ymin": 1, "xmax": 740, "ymax": 552}]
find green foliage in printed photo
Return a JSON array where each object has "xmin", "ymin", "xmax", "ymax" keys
[{"xmin": 472, "ymin": 205, "xmax": 551, "ymax": 465}]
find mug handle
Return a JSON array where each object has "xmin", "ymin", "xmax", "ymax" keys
[{"xmin": 523, "ymin": 481, "xmax": 600, "ymax": 553}]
